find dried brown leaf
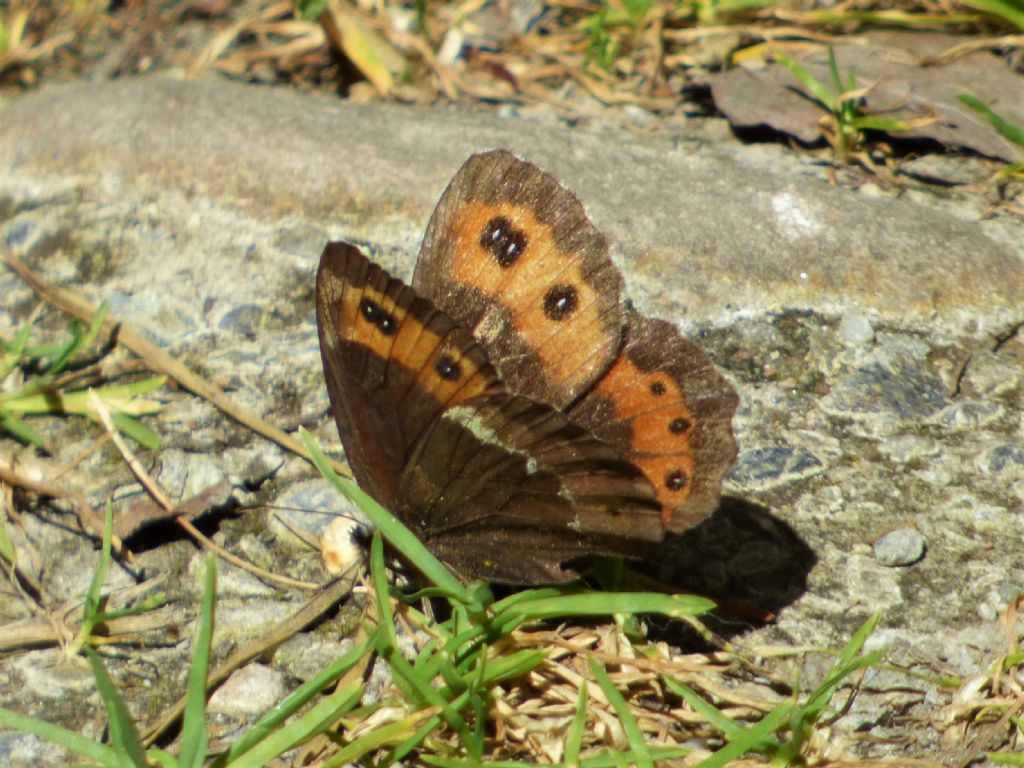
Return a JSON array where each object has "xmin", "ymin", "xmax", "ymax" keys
[{"xmin": 709, "ymin": 31, "xmax": 1024, "ymax": 162}]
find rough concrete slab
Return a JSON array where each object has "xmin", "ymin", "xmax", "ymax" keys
[
  {"xmin": 0, "ymin": 77, "xmax": 1022, "ymax": 765},
  {"xmin": 1, "ymin": 77, "xmax": 1021, "ymax": 328}
]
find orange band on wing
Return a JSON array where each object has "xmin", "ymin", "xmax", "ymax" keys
[
  {"xmin": 338, "ymin": 281, "xmax": 496, "ymax": 409},
  {"xmin": 449, "ymin": 201, "xmax": 609, "ymax": 396},
  {"xmin": 591, "ymin": 356, "xmax": 698, "ymax": 525}
]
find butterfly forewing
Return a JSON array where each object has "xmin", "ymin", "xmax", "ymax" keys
[
  {"xmin": 316, "ymin": 242, "xmax": 502, "ymax": 506},
  {"xmin": 414, "ymin": 150, "xmax": 623, "ymax": 410},
  {"xmin": 569, "ymin": 314, "xmax": 739, "ymax": 532}
]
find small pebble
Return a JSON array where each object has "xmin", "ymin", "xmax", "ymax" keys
[
  {"xmin": 839, "ymin": 309, "xmax": 874, "ymax": 346},
  {"xmin": 208, "ymin": 664, "xmax": 285, "ymax": 717},
  {"xmin": 873, "ymin": 528, "xmax": 926, "ymax": 567},
  {"xmin": 977, "ymin": 602, "xmax": 999, "ymax": 622}
]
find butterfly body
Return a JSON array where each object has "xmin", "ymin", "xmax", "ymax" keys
[{"xmin": 316, "ymin": 151, "xmax": 738, "ymax": 584}]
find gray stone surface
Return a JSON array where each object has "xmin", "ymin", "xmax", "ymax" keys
[
  {"xmin": 0, "ymin": 77, "xmax": 1022, "ymax": 764},
  {"xmin": 1, "ymin": 78, "xmax": 1021, "ymax": 327},
  {"xmin": 873, "ymin": 528, "xmax": 927, "ymax": 567},
  {"xmin": 208, "ymin": 663, "xmax": 286, "ymax": 717}
]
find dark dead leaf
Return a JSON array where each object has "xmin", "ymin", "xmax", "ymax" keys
[
  {"xmin": 116, "ymin": 480, "xmax": 232, "ymax": 539},
  {"xmin": 709, "ymin": 30, "xmax": 1024, "ymax": 162}
]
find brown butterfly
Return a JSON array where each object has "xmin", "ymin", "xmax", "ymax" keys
[{"xmin": 316, "ymin": 150, "xmax": 738, "ymax": 584}]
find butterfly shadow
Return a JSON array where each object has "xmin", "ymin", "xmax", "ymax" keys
[{"xmin": 636, "ymin": 496, "xmax": 816, "ymax": 642}]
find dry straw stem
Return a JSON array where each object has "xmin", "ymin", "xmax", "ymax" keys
[
  {"xmin": 86, "ymin": 388, "xmax": 317, "ymax": 592},
  {"xmin": 425, "ymin": 619, "xmax": 767, "ymax": 761},
  {"xmin": 0, "ymin": 458, "xmax": 117, "ymax": 553},
  {"xmin": 188, "ymin": 1, "xmax": 324, "ymax": 79},
  {"xmin": 936, "ymin": 596, "xmax": 1024, "ymax": 763},
  {"xmin": 0, "ymin": 578, "xmax": 175, "ymax": 654},
  {"xmin": 3, "ymin": 255, "xmax": 350, "ymax": 479},
  {"xmin": 0, "ymin": 7, "xmax": 74, "ymax": 73}
]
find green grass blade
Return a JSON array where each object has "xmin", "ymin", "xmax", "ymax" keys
[
  {"xmin": 773, "ymin": 50, "xmax": 835, "ymax": 111},
  {"xmin": 0, "ymin": 410, "xmax": 45, "ymax": 447},
  {"xmin": 663, "ymin": 678, "xmax": 745, "ymax": 740},
  {"xmin": 989, "ymin": 751, "xmax": 1024, "ymax": 765},
  {"xmin": 229, "ymin": 680, "xmax": 363, "ymax": 768},
  {"xmin": 692, "ymin": 703, "xmax": 794, "ymax": 767},
  {"xmin": 850, "ymin": 116, "xmax": 914, "ymax": 132},
  {"xmin": 146, "ymin": 750, "xmax": 178, "ymax": 768},
  {"xmin": 800, "ymin": 613, "xmax": 884, "ymax": 720},
  {"xmin": 88, "ymin": 593, "xmax": 167, "ymax": 625},
  {"xmin": 177, "ymin": 553, "xmax": 216, "ymax": 768},
  {"xmin": 491, "ymin": 587, "xmax": 568, "ymax": 613},
  {"xmin": 961, "ymin": 0, "xmax": 1024, "ymax": 30},
  {"xmin": 588, "ymin": 656, "xmax": 652, "ymax": 768},
  {"xmin": 838, "ymin": 612, "xmax": 881, "ymax": 665},
  {"xmin": 827, "ymin": 46, "xmax": 842, "ymax": 96},
  {"xmin": 296, "ymin": 0, "xmax": 327, "ymax": 19},
  {"xmin": 441, "ymin": 622, "xmax": 489, "ymax": 668},
  {"xmin": 476, "ymin": 649, "xmax": 547, "ymax": 686},
  {"xmin": 82, "ymin": 300, "xmax": 110, "ymax": 348},
  {"xmin": 958, "ymin": 93, "xmax": 1024, "ymax": 147},
  {"xmin": 83, "ymin": 647, "xmax": 148, "ymax": 767},
  {"xmin": 496, "ymin": 590, "xmax": 714, "ymax": 622},
  {"xmin": 110, "ymin": 412, "xmax": 160, "ymax": 450},
  {"xmin": 216, "ymin": 628, "xmax": 379, "ymax": 766},
  {"xmin": 1001, "ymin": 160, "xmax": 1024, "ymax": 177},
  {"xmin": 0, "ymin": 324, "xmax": 32, "ymax": 378},
  {"xmin": 70, "ymin": 501, "xmax": 114, "ymax": 654},
  {"xmin": 565, "ymin": 679, "xmax": 588, "ymax": 768},
  {"xmin": 0, "ymin": 707, "xmax": 120, "ymax": 767},
  {"xmin": 0, "ymin": 499, "xmax": 14, "ymax": 565},
  {"xmin": 3, "ymin": 377, "xmax": 166, "ymax": 416},
  {"xmin": 44, "ymin": 300, "xmax": 108, "ymax": 377},
  {"xmin": 320, "ymin": 711, "xmax": 433, "ymax": 768},
  {"xmin": 377, "ymin": 634, "xmax": 474, "ymax": 750},
  {"xmin": 41, "ymin": 325, "xmax": 84, "ymax": 378},
  {"xmin": 300, "ymin": 428, "xmax": 477, "ymax": 604},
  {"xmin": 370, "ymin": 531, "xmax": 399, "ymax": 649},
  {"xmin": 465, "ymin": 657, "xmax": 488, "ymax": 759},
  {"xmin": 392, "ymin": 711, "xmax": 445, "ymax": 763}
]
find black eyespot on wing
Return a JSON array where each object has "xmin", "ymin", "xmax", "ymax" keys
[
  {"xmin": 543, "ymin": 284, "xmax": 578, "ymax": 321},
  {"xmin": 665, "ymin": 468, "xmax": 687, "ymax": 491},
  {"xmin": 669, "ymin": 417, "xmax": 691, "ymax": 435},
  {"xmin": 435, "ymin": 354, "xmax": 462, "ymax": 381},
  {"xmin": 480, "ymin": 216, "xmax": 527, "ymax": 268},
  {"xmin": 377, "ymin": 312, "xmax": 397, "ymax": 335},
  {"xmin": 359, "ymin": 298, "xmax": 397, "ymax": 335},
  {"xmin": 650, "ymin": 381, "xmax": 666, "ymax": 396},
  {"xmin": 359, "ymin": 298, "xmax": 379, "ymax": 324}
]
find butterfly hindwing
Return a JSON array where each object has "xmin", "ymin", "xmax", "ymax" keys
[
  {"xmin": 398, "ymin": 392, "xmax": 662, "ymax": 584},
  {"xmin": 569, "ymin": 314, "xmax": 739, "ymax": 532},
  {"xmin": 413, "ymin": 149, "xmax": 623, "ymax": 410}
]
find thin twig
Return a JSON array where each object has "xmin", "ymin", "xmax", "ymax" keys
[
  {"xmin": 87, "ymin": 390, "xmax": 317, "ymax": 592},
  {"xmin": 0, "ymin": 457, "xmax": 124, "ymax": 556},
  {"xmin": 3, "ymin": 255, "xmax": 349, "ymax": 478}
]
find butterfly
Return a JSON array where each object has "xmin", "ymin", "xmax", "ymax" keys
[{"xmin": 316, "ymin": 150, "xmax": 738, "ymax": 584}]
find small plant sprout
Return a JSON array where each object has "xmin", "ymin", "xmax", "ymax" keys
[
  {"xmin": 1, "ymin": 300, "xmax": 165, "ymax": 450},
  {"xmin": 773, "ymin": 46, "xmax": 924, "ymax": 166}
]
